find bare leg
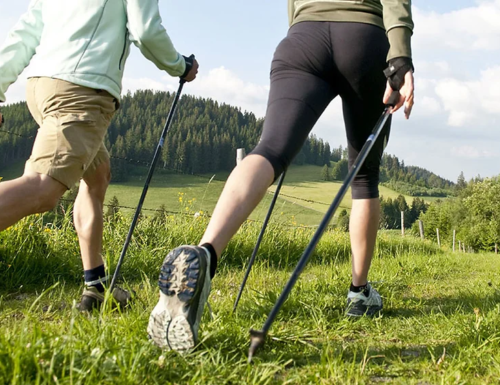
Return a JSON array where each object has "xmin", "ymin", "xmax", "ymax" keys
[
  {"xmin": 199, "ymin": 154, "xmax": 274, "ymax": 257},
  {"xmin": 0, "ymin": 172, "xmax": 66, "ymax": 231},
  {"xmin": 349, "ymin": 198, "xmax": 380, "ymax": 286},
  {"xmin": 74, "ymin": 161, "xmax": 111, "ymax": 271}
]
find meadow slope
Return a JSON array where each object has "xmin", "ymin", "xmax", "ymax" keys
[
  {"xmin": 2, "ymin": 163, "xmax": 432, "ymax": 227},
  {"xmin": 1, "ymin": 214, "xmax": 500, "ymax": 384}
]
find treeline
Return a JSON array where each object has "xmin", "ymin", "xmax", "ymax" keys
[
  {"xmin": 319, "ymin": 152, "xmax": 454, "ymax": 196},
  {"xmin": 107, "ymin": 91, "xmax": 262, "ymax": 180},
  {"xmin": 0, "ymin": 92, "xmax": 334, "ymax": 180},
  {"xmin": 0, "ymin": 102, "xmax": 38, "ymax": 168},
  {"xmin": 380, "ymin": 154, "xmax": 454, "ymax": 195},
  {"xmin": 334, "ymin": 195, "xmax": 428, "ymax": 232},
  {"xmin": 0, "ymin": 90, "xmax": 453, "ymax": 194},
  {"xmin": 382, "ymin": 180, "xmax": 450, "ymax": 197},
  {"xmin": 380, "ymin": 196, "xmax": 428, "ymax": 230},
  {"xmin": 413, "ymin": 177, "xmax": 500, "ymax": 252}
]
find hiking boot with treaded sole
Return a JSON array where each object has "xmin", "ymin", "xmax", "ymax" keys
[
  {"xmin": 147, "ymin": 245, "xmax": 211, "ymax": 351},
  {"xmin": 345, "ymin": 283, "xmax": 383, "ymax": 317},
  {"xmin": 77, "ymin": 286, "xmax": 132, "ymax": 312}
]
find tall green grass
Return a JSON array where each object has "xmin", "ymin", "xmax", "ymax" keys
[
  {"xmin": 0, "ymin": 210, "xmax": 439, "ymax": 292},
  {"xmin": 3, "ymin": 210, "xmax": 500, "ymax": 384}
]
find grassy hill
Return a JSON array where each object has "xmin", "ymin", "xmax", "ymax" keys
[
  {"xmin": 2, "ymin": 213, "xmax": 500, "ymax": 383},
  {"xmin": 1, "ymin": 162, "xmax": 437, "ymax": 227}
]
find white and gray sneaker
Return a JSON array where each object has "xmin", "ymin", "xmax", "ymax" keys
[
  {"xmin": 147, "ymin": 245, "xmax": 211, "ymax": 351},
  {"xmin": 345, "ymin": 283, "xmax": 383, "ymax": 317}
]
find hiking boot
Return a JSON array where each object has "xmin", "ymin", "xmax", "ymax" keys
[
  {"xmin": 77, "ymin": 285, "xmax": 132, "ymax": 311},
  {"xmin": 148, "ymin": 245, "xmax": 211, "ymax": 352},
  {"xmin": 345, "ymin": 283, "xmax": 383, "ymax": 317}
]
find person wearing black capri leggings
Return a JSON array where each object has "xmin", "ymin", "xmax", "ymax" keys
[{"xmin": 148, "ymin": 1, "xmax": 415, "ymax": 351}]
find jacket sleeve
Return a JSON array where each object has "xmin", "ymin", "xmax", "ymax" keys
[
  {"xmin": 380, "ymin": 0, "xmax": 414, "ymax": 61},
  {"xmin": 0, "ymin": 0, "xmax": 43, "ymax": 103},
  {"xmin": 123, "ymin": 0, "xmax": 186, "ymax": 77}
]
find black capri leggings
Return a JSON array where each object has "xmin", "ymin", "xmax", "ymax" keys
[{"xmin": 251, "ymin": 21, "xmax": 391, "ymax": 199}]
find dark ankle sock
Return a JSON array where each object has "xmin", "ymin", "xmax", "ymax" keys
[
  {"xmin": 350, "ymin": 283, "xmax": 370, "ymax": 296},
  {"xmin": 201, "ymin": 243, "xmax": 218, "ymax": 278},
  {"xmin": 84, "ymin": 264, "xmax": 107, "ymax": 293}
]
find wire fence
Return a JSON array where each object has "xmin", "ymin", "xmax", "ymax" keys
[
  {"xmin": 54, "ymin": 198, "xmax": 319, "ymax": 229},
  {"xmin": 0, "ymin": 128, "xmax": 35, "ymax": 139},
  {"xmin": 58, "ymin": 198, "xmax": 186, "ymax": 215}
]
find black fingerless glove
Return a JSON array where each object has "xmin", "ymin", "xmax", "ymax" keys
[
  {"xmin": 181, "ymin": 55, "xmax": 194, "ymax": 79},
  {"xmin": 384, "ymin": 57, "xmax": 414, "ymax": 91}
]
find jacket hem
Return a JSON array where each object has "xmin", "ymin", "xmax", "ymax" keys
[{"xmin": 29, "ymin": 73, "xmax": 122, "ymax": 101}]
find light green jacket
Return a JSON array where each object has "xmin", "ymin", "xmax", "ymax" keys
[{"xmin": 0, "ymin": 0, "xmax": 186, "ymax": 102}]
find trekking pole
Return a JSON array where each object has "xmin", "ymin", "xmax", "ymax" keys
[
  {"xmin": 247, "ymin": 91, "xmax": 400, "ymax": 362},
  {"xmin": 233, "ymin": 171, "xmax": 286, "ymax": 313},
  {"xmin": 109, "ymin": 62, "xmax": 193, "ymax": 293}
]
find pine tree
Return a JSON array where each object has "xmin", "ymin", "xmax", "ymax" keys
[
  {"xmin": 321, "ymin": 164, "xmax": 330, "ymax": 181},
  {"xmin": 106, "ymin": 195, "xmax": 120, "ymax": 221},
  {"xmin": 331, "ymin": 159, "xmax": 349, "ymax": 180},
  {"xmin": 456, "ymin": 171, "xmax": 467, "ymax": 192},
  {"xmin": 337, "ymin": 209, "xmax": 350, "ymax": 232}
]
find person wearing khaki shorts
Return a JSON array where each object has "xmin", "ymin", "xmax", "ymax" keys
[
  {"xmin": 0, "ymin": 0, "xmax": 199, "ymax": 311},
  {"xmin": 25, "ymin": 77, "xmax": 116, "ymax": 191}
]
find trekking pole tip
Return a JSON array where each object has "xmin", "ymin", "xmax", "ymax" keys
[{"xmin": 248, "ymin": 329, "xmax": 266, "ymax": 363}]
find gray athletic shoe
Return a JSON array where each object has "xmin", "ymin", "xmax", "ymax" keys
[
  {"xmin": 77, "ymin": 285, "xmax": 132, "ymax": 312},
  {"xmin": 345, "ymin": 283, "xmax": 383, "ymax": 317},
  {"xmin": 147, "ymin": 245, "xmax": 211, "ymax": 351}
]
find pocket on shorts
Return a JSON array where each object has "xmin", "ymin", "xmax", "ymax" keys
[{"xmin": 56, "ymin": 112, "xmax": 104, "ymax": 171}]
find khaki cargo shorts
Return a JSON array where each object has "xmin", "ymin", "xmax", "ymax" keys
[{"xmin": 25, "ymin": 77, "xmax": 117, "ymax": 189}]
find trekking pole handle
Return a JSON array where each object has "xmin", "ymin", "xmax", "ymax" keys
[
  {"xmin": 180, "ymin": 54, "xmax": 196, "ymax": 85},
  {"xmin": 386, "ymin": 90, "xmax": 400, "ymax": 108}
]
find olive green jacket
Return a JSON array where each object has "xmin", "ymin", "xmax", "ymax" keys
[{"xmin": 288, "ymin": 0, "xmax": 413, "ymax": 60}]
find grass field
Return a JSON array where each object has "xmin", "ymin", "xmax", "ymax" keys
[
  {"xmin": 267, "ymin": 165, "xmax": 418, "ymax": 214},
  {"xmin": 1, "ymin": 162, "xmax": 436, "ymax": 227},
  {"xmin": 2, "ymin": 214, "xmax": 500, "ymax": 384}
]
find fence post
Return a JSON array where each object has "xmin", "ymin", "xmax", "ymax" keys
[
  {"xmin": 236, "ymin": 148, "xmax": 246, "ymax": 165},
  {"xmin": 458, "ymin": 240, "xmax": 461, "ymax": 252},
  {"xmin": 453, "ymin": 230, "xmax": 456, "ymax": 252},
  {"xmin": 436, "ymin": 228, "xmax": 441, "ymax": 248},
  {"xmin": 419, "ymin": 220, "xmax": 424, "ymax": 240},
  {"xmin": 496, "ymin": 243, "xmax": 498, "ymax": 254},
  {"xmin": 401, "ymin": 211, "xmax": 405, "ymax": 237}
]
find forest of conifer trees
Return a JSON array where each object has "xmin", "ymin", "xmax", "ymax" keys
[{"xmin": 0, "ymin": 90, "xmax": 454, "ymax": 193}]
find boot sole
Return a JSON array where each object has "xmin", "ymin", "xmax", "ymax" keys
[
  {"xmin": 147, "ymin": 246, "xmax": 205, "ymax": 351},
  {"xmin": 346, "ymin": 305, "xmax": 383, "ymax": 317}
]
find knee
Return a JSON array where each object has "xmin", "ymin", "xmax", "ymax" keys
[
  {"xmin": 250, "ymin": 144, "xmax": 290, "ymax": 181},
  {"xmin": 32, "ymin": 178, "xmax": 66, "ymax": 213},
  {"xmin": 84, "ymin": 162, "xmax": 111, "ymax": 197},
  {"xmin": 95, "ymin": 167, "xmax": 111, "ymax": 192}
]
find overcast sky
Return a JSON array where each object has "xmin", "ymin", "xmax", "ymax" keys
[{"xmin": 0, "ymin": 0, "xmax": 499, "ymax": 182}]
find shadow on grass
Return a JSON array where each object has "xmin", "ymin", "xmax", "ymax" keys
[{"xmin": 201, "ymin": 324, "xmax": 457, "ymax": 379}]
